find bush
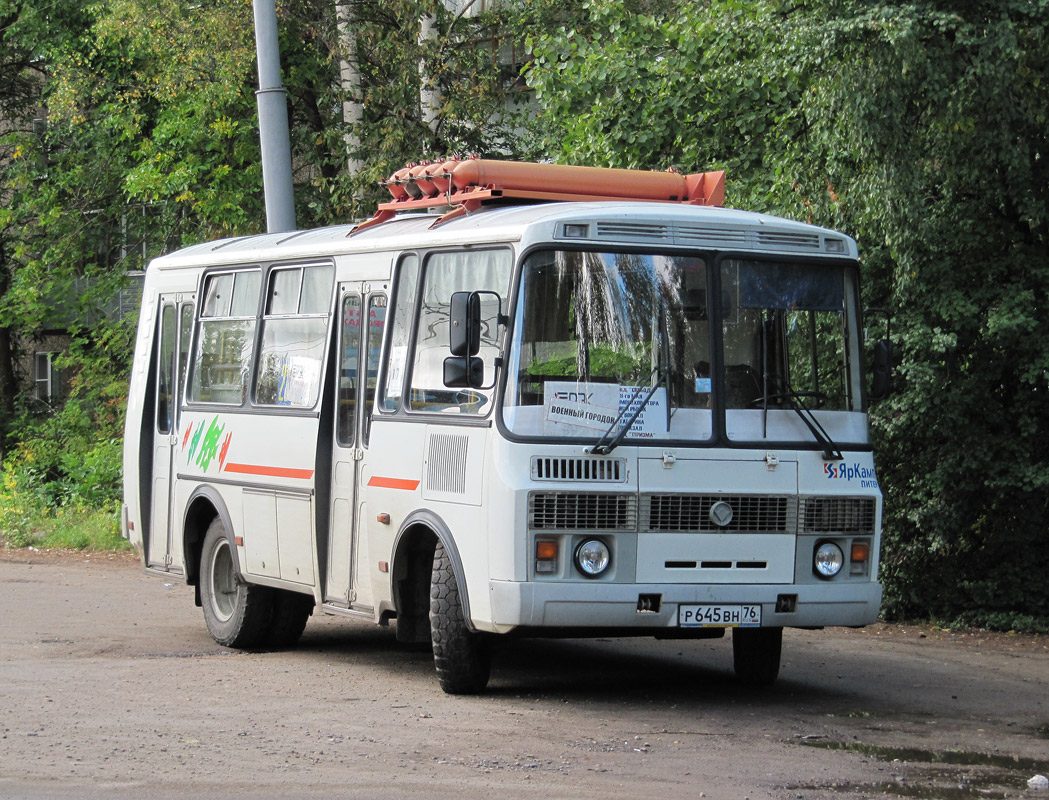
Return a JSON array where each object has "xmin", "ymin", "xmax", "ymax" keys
[
  {"xmin": 0, "ymin": 318, "xmax": 130, "ymax": 551},
  {"xmin": 0, "ymin": 500, "xmax": 128, "ymax": 551}
]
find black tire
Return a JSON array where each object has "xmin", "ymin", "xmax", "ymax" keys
[
  {"xmin": 265, "ymin": 589, "xmax": 314, "ymax": 648},
  {"xmin": 732, "ymin": 627, "xmax": 782, "ymax": 686},
  {"xmin": 199, "ymin": 518, "xmax": 273, "ymax": 648},
  {"xmin": 429, "ymin": 541, "xmax": 491, "ymax": 694}
]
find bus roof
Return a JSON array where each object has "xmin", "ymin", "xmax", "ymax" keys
[{"xmin": 148, "ymin": 201, "xmax": 858, "ymax": 272}]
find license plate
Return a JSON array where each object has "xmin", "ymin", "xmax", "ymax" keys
[{"xmin": 678, "ymin": 604, "xmax": 762, "ymax": 628}]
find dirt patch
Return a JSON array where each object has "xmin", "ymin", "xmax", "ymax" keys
[
  {"xmin": 1, "ymin": 551, "xmax": 1047, "ymax": 800},
  {"xmin": 0, "ymin": 544, "xmax": 139, "ymax": 566}
]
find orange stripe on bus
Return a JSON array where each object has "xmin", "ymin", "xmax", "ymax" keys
[
  {"xmin": 368, "ymin": 476, "xmax": 420, "ymax": 491},
  {"xmin": 224, "ymin": 463, "xmax": 314, "ymax": 480}
]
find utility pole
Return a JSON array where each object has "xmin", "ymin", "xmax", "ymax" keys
[{"xmin": 252, "ymin": 0, "xmax": 296, "ymax": 233}]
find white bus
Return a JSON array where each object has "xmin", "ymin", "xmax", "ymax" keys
[{"xmin": 122, "ymin": 159, "xmax": 886, "ymax": 693}]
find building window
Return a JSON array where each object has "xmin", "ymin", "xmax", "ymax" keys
[{"xmin": 34, "ymin": 352, "xmax": 62, "ymax": 404}]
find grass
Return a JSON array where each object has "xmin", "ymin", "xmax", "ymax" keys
[{"xmin": 0, "ymin": 505, "xmax": 132, "ymax": 552}]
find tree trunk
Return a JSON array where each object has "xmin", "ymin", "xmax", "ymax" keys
[
  {"xmin": 0, "ymin": 324, "xmax": 17, "ymax": 455},
  {"xmin": 418, "ymin": 11, "xmax": 440, "ymax": 133},
  {"xmin": 335, "ymin": 1, "xmax": 364, "ymax": 175}
]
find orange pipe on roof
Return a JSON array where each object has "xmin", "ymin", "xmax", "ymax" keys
[
  {"xmin": 451, "ymin": 159, "xmax": 693, "ymax": 202},
  {"xmin": 415, "ymin": 161, "xmax": 447, "ymax": 197},
  {"xmin": 385, "ymin": 165, "xmax": 413, "ymax": 200},
  {"xmin": 429, "ymin": 159, "xmax": 460, "ymax": 194}
]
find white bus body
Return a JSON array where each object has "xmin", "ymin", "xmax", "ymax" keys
[{"xmin": 123, "ymin": 197, "xmax": 883, "ymax": 693}]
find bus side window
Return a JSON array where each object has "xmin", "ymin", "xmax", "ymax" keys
[
  {"xmin": 379, "ymin": 254, "xmax": 419, "ymax": 412},
  {"xmin": 362, "ymin": 294, "xmax": 387, "ymax": 446},
  {"xmin": 408, "ymin": 249, "xmax": 511, "ymax": 414},
  {"xmin": 189, "ymin": 270, "xmax": 261, "ymax": 405},
  {"xmin": 255, "ymin": 264, "xmax": 334, "ymax": 408}
]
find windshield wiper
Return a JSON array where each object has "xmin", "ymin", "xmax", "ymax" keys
[
  {"xmin": 588, "ymin": 306, "xmax": 674, "ymax": 456},
  {"xmin": 756, "ymin": 309, "xmax": 842, "ymax": 460},
  {"xmin": 780, "ymin": 389, "xmax": 843, "ymax": 461},
  {"xmin": 588, "ymin": 364, "xmax": 669, "ymax": 455}
]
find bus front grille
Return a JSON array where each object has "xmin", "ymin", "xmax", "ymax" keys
[
  {"xmin": 528, "ymin": 492, "xmax": 637, "ymax": 531},
  {"xmin": 642, "ymin": 494, "xmax": 794, "ymax": 533},
  {"xmin": 800, "ymin": 496, "xmax": 876, "ymax": 534}
]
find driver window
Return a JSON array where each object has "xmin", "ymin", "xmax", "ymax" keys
[
  {"xmin": 720, "ymin": 259, "xmax": 849, "ymax": 411},
  {"xmin": 407, "ymin": 249, "xmax": 511, "ymax": 414}
]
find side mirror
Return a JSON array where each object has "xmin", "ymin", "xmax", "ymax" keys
[
  {"xmin": 445, "ymin": 290, "xmax": 504, "ymax": 390},
  {"xmin": 443, "ymin": 354, "xmax": 484, "ymax": 388},
  {"xmin": 870, "ymin": 338, "xmax": 893, "ymax": 400},
  {"xmin": 449, "ymin": 291, "xmax": 480, "ymax": 357},
  {"xmin": 864, "ymin": 307, "xmax": 893, "ymax": 401}
]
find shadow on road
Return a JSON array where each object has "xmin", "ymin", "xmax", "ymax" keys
[{"xmin": 289, "ymin": 622, "xmax": 865, "ymax": 708}]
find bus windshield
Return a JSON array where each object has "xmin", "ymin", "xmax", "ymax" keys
[{"xmin": 501, "ymin": 249, "xmax": 867, "ymax": 447}]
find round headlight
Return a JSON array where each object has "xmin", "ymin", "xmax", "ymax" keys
[
  {"xmin": 575, "ymin": 539, "xmax": 611, "ymax": 577},
  {"xmin": 814, "ymin": 542, "xmax": 844, "ymax": 578}
]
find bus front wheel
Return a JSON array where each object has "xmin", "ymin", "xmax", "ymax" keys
[
  {"xmin": 429, "ymin": 541, "xmax": 491, "ymax": 694},
  {"xmin": 200, "ymin": 518, "xmax": 273, "ymax": 648},
  {"xmin": 732, "ymin": 627, "xmax": 782, "ymax": 685}
]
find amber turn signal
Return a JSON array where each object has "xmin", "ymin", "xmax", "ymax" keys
[
  {"xmin": 851, "ymin": 541, "xmax": 870, "ymax": 563},
  {"xmin": 536, "ymin": 540, "xmax": 558, "ymax": 560}
]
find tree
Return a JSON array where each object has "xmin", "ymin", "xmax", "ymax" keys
[
  {"xmin": 516, "ymin": 0, "xmax": 1049, "ymax": 628},
  {"xmin": 809, "ymin": 2, "xmax": 1049, "ymax": 627},
  {"xmin": 0, "ymin": 1, "xmax": 97, "ymax": 452},
  {"xmin": 0, "ymin": 0, "xmax": 520, "ymax": 495}
]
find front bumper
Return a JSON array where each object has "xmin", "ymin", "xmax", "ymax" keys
[{"xmin": 484, "ymin": 579, "xmax": 882, "ymax": 634}]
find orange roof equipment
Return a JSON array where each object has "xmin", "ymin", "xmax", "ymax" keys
[{"xmin": 351, "ymin": 157, "xmax": 726, "ymax": 233}]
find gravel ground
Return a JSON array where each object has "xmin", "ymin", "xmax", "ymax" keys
[{"xmin": 1, "ymin": 548, "xmax": 1047, "ymax": 800}]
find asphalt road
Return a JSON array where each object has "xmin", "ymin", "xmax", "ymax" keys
[{"xmin": 1, "ymin": 550, "xmax": 1047, "ymax": 800}]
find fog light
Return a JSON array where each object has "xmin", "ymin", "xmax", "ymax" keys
[
  {"xmin": 575, "ymin": 539, "xmax": 611, "ymax": 577},
  {"xmin": 814, "ymin": 542, "xmax": 844, "ymax": 578}
]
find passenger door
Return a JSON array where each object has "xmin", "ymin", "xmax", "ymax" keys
[
  {"xmin": 327, "ymin": 286, "xmax": 386, "ymax": 608},
  {"xmin": 148, "ymin": 297, "xmax": 193, "ymax": 571}
]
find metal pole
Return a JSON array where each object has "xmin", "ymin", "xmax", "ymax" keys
[{"xmin": 253, "ymin": 0, "xmax": 296, "ymax": 233}]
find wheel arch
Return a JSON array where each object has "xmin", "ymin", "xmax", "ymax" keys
[
  {"xmin": 183, "ymin": 485, "xmax": 239, "ymax": 593},
  {"xmin": 390, "ymin": 510, "xmax": 474, "ymax": 640}
]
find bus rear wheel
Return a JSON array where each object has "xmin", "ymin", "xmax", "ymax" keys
[
  {"xmin": 732, "ymin": 627, "xmax": 782, "ymax": 685},
  {"xmin": 265, "ymin": 589, "xmax": 314, "ymax": 648},
  {"xmin": 200, "ymin": 518, "xmax": 273, "ymax": 648},
  {"xmin": 429, "ymin": 541, "xmax": 491, "ymax": 694}
]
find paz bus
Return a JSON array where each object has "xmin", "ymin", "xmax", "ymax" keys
[{"xmin": 122, "ymin": 159, "xmax": 887, "ymax": 693}]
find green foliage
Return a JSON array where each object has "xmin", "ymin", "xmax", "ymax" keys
[
  {"xmin": 943, "ymin": 610, "xmax": 1049, "ymax": 636},
  {"xmin": 0, "ymin": 500, "xmax": 128, "ymax": 552},
  {"xmin": 53, "ymin": 0, "xmax": 266, "ymax": 240},
  {"xmin": 288, "ymin": 0, "xmax": 529, "ymax": 225},
  {"xmin": 2, "ymin": 372, "xmax": 126, "ymax": 511},
  {"xmin": 813, "ymin": 2, "xmax": 1049, "ymax": 626},
  {"xmin": 1, "ymin": 0, "xmax": 1045, "ymax": 633},
  {"xmin": 519, "ymin": 0, "xmax": 1049, "ymax": 627}
]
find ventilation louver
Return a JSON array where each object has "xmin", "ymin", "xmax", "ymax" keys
[
  {"xmin": 643, "ymin": 494, "xmax": 793, "ymax": 533},
  {"xmin": 531, "ymin": 457, "xmax": 626, "ymax": 483},
  {"xmin": 529, "ymin": 492, "xmax": 637, "ymax": 531},
  {"xmin": 800, "ymin": 497, "xmax": 876, "ymax": 534}
]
